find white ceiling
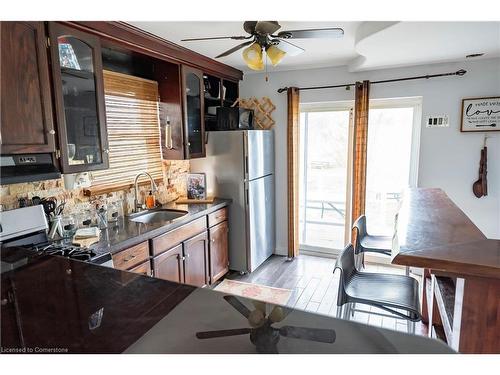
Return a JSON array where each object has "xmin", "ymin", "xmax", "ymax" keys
[{"xmin": 129, "ymin": 21, "xmax": 500, "ymax": 73}]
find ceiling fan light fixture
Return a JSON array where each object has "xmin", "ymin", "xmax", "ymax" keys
[
  {"xmin": 243, "ymin": 42, "xmax": 264, "ymax": 70},
  {"xmin": 266, "ymin": 45, "xmax": 286, "ymax": 66}
]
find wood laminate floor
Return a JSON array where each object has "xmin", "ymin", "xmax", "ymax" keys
[{"xmin": 226, "ymin": 254, "xmax": 427, "ymax": 336}]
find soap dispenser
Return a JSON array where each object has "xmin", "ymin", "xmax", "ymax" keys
[{"xmin": 145, "ymin": 191, "xmax": 156, "ymax": 209}]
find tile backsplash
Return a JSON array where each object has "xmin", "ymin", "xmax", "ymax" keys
[{"xmin": 0, "ymin": 160, "xmax": 190, "ymax": 215}]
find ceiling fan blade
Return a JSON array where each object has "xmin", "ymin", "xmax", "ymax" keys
[
  {"xmin": 243, "ymin": 21, "xmax": 258, "ymax": 34},
  {"xmin": 215, "ymin": 40, "xmax": 254, "ymax": 58},
  {"xmin": 182, "ymin": 35, "xmax": 250, "ymax": 42},
  {"xmin": 271, "ymin": 39, "xmax": 304, "ymax": 56},
  {"xmin": 277, "ymin": 28, "xmax": 344, "ymax": 39},
  {"xmin": 255, "ymin": 21, "xmax": 281, "ymax": 35},
  {"xmin": 196, "ymin": 328, "xmax": 251, "ymax": 339},
  {"xmin": 279, "ymin": 326, "xmax": 336, "ymax": 343},
  {"xmin": 223, "ymin": 295, "xmax": 252, "ymax": 318}
]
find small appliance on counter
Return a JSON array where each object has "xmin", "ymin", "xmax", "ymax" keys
[
  {"xmin": 0, "ymin": 206, "xmax": 113, "ymax": 272},
  {"xmin": 209, "ymin": 107, "xmax": 254, "ymax": 131}
]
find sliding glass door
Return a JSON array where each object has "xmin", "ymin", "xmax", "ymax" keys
[
  {"xmin": 299, "ymin": 98, "xmax": 421, "ymax": 259},
  {"xmin": 299, "ymin": 104, "xmax": 352, "ymax": 254},
  {"xmin": 365, "ymin": 99, "xmax": 421, "ymax": 236}
]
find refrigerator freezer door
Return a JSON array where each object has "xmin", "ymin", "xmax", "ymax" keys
[
  {"xmin": 245, "ymin": 130, "xmax": 274, "ymax": 181},
  {"xmin": 246, "ymin": 174, "xmax": 275, "ymax": 272}
]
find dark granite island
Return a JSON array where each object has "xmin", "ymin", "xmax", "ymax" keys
[{"xmin": 1, "ymin": 250, "xmax": 452, "ymax": 354}]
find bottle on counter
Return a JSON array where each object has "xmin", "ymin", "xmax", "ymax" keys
[{"xmin": 145, "ymin": 191, "xmax": 156, "ymax": 209}]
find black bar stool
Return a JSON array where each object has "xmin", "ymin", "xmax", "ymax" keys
[
  {"xmin": 352, "ymin": 215, "xmax": 393, "ymax": 269},
  {"xmin": 334, "ymin": 244, "xmax": 421, "ymax": 334}
]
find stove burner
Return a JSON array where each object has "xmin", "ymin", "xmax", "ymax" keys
[{"xmin": 35, "ymin": 243, "xmax": 97, "ymax": 262}]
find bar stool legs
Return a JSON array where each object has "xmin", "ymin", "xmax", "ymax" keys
[{"xmin": 407, "ymin": 319, "xmax": 416, "ymax": 334}]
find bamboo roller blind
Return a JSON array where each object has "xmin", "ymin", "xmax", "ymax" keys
[{"xmin": 90, "ymin": 70, "xmax": 163, "ymax": 193}]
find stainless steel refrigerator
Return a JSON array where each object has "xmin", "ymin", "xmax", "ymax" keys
[{"xmin": 190, "ymin": 130, "xmax": 275, "ymax": 273}]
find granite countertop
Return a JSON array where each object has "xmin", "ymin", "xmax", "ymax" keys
[
  {"xmin": 90, "ymin": 198, "xmax": 231, "ymax": 259},
  {"xmin": 0, "ymin": 250, "xmax": 454, "ymax": 354}
]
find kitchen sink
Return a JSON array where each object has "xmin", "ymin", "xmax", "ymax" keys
[{"xmin": 128, "ymin": 209, "xmax": 188, "ymax": 224}]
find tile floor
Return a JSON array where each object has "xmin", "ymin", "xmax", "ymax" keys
[{"xmin": 226, "ymin": 254, "xmax": 427, "ymax": 336}]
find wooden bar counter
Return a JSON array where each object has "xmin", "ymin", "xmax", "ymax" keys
[{"xmin": 392, "ymin": 188, "xmax": 500, "ymax": 353}]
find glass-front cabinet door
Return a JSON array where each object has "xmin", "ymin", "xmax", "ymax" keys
[
  {"xmin": 49, "ymin": 23, "xmax": 109, "ymax": 173},
  {"xmin": 182, "ymin": 66, "xmax": 205, "ymax": 159}
]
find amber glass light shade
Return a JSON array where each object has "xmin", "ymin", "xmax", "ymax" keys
[
  {"xmin": 242, "ymin": 42, "xmax": 264, "ymax": 70},
  {"xmin": 266, "ymin": 45, "xmax": 286, "ymax": 66}
]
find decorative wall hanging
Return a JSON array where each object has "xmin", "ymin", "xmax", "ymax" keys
[
  {"xmin": 472, "ymin": 136, "xmax": 489, "ymax": 198},
  {"xmin": 233, "ymin": 97, "xmax": 276, "ymax": 129},
  {"xmin": 461, "ymin": 96, "xmax": 500, "ymax": 132}
]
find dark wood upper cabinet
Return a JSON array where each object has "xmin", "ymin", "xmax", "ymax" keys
[
  {"xmin": 0, "ymin": 21, "xmax": 55, "ymax": 154},
  {"xmin": 183, "ymin": 231, "xmax": 209, "ymax": 287},
  {"xmin": 153, "ymin": 244, "xmax": 184, "ymax": 284},
  {"xmin": 209, "ymin": 220, "xmax": 229, "ymax": 283},
  {"xmin": 156, "ymin": 61, "xmax": 185, "ymax": 160},
  {"xmin": 181, "ymin": 66, "xmax": 205, "ymax": 159},
  {"xmin": 48, "ymin": 22, "xmax": 109, "ymax": 173}
]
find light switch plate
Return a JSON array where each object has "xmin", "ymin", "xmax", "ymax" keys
[{"xmin": 426, "ymin": 115, "xmax": 449, "ymax": 128}]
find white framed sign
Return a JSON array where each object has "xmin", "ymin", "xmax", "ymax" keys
[{"xmin": 461, "ymin": 97, "xmax": 500, "ymax": 132}]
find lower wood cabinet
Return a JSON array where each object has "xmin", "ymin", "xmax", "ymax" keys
[
  {"xmin": 129, "ymin": 260, "xmax": 152, "ymax": 277},
  {"xmin": 112, "ymin": 207, "xmax": 229, "ymax": 287},
  {"xmin": 183, "ymin": 231, "xmax": 209, "ymax": 287},
  {"xmin": 153, "ymin": 244, "xmax": 184, "ymax": 284},
  {"xmin": 153, "ymin": 233, "xmax": 209, "ymax": 288},
  {"xmin": 209, "ymin": 220, "xmax": 229, "ymax": 283}
]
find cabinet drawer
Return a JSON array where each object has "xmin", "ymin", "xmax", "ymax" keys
[
  {"xmin": 208, "ymin": 207, "xmax": 228, "ymax": 228},
  {"xmin": 152, "ymin": 217, "xmax": 207, "ymax": 256},
  {"xmin": 129, "ymin": 260, "xmax": 152, "ymax": 277},
  {"xmin": 112, "ymin": 241, "xmax": 150, "ymax": 270}
]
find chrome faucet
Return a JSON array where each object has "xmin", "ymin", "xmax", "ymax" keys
[{"xmin": 133, "ymin": 172, "xmax": 158, "ymax": 213}]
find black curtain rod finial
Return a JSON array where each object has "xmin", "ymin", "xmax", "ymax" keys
[{"xmin": 277, "ymin": 87, "xmax": 288, "ymax": 93}]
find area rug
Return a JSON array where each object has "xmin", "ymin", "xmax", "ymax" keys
[{"xmin": 214, "ymin": 279, "xmax": 292, "ymax": 306}]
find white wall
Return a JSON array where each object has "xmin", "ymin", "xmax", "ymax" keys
[{"xmin": 240, "ymin": 58, "xmax": 500, "ymax": 255}]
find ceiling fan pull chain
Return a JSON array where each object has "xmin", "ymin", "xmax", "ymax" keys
[{"xmin": 265, "ymin": 53, "xmax": 269, "ymax": 82}]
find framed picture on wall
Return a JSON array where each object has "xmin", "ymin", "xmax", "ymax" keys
[
  {"xmin": 461, "ymin": 97, "xmax": 500, "ymax": 132},
  {"xmin": 187, "ymin": 173, "xmax": 207, "ymax": 200}
]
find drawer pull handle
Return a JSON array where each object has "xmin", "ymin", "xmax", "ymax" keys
[{"xmin": 124, "ymin": 255, "xmax": 136, "ymax": 262}]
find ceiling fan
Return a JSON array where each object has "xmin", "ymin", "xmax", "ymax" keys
[
  {"xmin": 195, "ymin": 295, "xmax": 336, "ymax": 353},
  {"xmin": 182, "ymin": 21, "xmax": 344, "ymax": 70}
]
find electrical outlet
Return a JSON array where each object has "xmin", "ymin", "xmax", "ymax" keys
[{"xmin": 426, "ymin": 115, "xmax": 449, "ymax": 128}]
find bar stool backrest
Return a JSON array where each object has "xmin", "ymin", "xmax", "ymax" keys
[
  {"xmin": 352, "ymin": 215, "xmax": 367, "ymax": 254},
  {"xmin": 334, "ymin": 244, "xmax": 357, "ymax": 306}
]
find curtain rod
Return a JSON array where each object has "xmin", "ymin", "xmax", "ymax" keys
[{"xmin": 276, "ymin": 69, "xmax": 467, "ymax": 93}]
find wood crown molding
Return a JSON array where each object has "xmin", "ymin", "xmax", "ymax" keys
[{"xmin": 60, "ymin": 21, "xmax": 243, "ymax": 82}]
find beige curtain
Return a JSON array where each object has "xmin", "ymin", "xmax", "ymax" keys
[
  {"xmin": 352, "ymin": 80, "xmax": 370, "ymax": 225},
  {"xmin": 287, "ymin": 87, "xmax": 300, "ymax": 258}
]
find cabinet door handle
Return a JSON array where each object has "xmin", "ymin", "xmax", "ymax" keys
[
  {"xmin": 165, "ymin": 123, "xmax": 174, "ymax": 150},
  {"xmin": 181, "ymin": 256, "xmax": 186, "ymax": 261},
  {"xmin": 103, "ymin": 148, "xmax": 110, "ymax": 154},
  {"xmin": 48, "ymin": 129, "xmax": 56, "ymax": 135},
  {"xmin": 185, "ymin": 254, "xmax": 190, "ymax": 258}
]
